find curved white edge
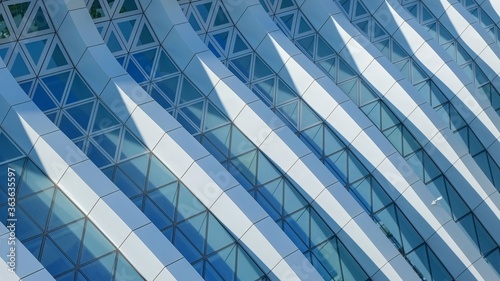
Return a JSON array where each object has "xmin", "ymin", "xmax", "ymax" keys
[
  {"xmin": 0, "ymin": 225, "xmax": 55, "ymax": 281},
  {"xmin": 479, "ymin": 0, "xmax": 500, "ymax": 27},
  {"xmin": 420, "ymin": 0, "xmax": 500, "ymax": 77},
  {"xmin": 52, "ymin": 0, "xmax": 322, "ymax": 279},
  {"xmin": 0, "ymin": 61, "xmax": 202, "ymax": 280},
  {"xmin": 144, "ymin": 0, "xmax": 424, "ymax": 278},
  {"xmin": 229, "ymin": 0, "xmax": 500, "ymax": 278},
  {"xmin": 378, "ymin": 0, "xmax": 500, "ymax": 152},
  {"xmin": 352, "ymin": 0, "xmax": 500, "ymax": 240}
]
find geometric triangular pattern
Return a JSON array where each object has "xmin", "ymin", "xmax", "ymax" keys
[{"xmin": 0, "ymin": 156, "xmax": 140, "ymax": 280}]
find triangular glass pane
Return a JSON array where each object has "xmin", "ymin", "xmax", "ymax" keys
[
  {"xmin": 402, "ymin": 127, "xmax": 420, "ymax": 157},
  {"xmin": 279, "ymin": 14, "xmax": 294, "ymax": 33},
  {"xmin": 438, "ymin": 24, "xmax": 454, "ymax": 43},
  {"xmin": 206, "ymin": 214, "xmax": 233, "ymax": 251},
  {"xmin": 212, "ymin": 31, "xmax": 229, "ymax": 50},
  {"xmin": 0, "ymin": 133, "xmax": 23, "ymax": 163},
  {"xmin": 132, "ymin": 48, "xmax": 156, "ymax": 78},
  {"xmin": 355, "ymin": 20, "xmax": 369, "ymax": 36},
  {"xmin": 80, "ymin": 252, "xmax": 115, "ymax": 280},
  {"xmin": 19, "ymin": 160, "xmax": 53, "ymax": 197},
  {"xmin": 297, "ymin": 35, "xmax": 315, "ymax": 58},
  {"xmin": 107, "ymin": 0, "xmax": 116, "ymax": 9},
  {"xmin": 155, "ymin": 76, "xmax": 178, "ymax": 103},
  {"xmin": 300, "ymin": 102, "xmax": 320, "ymax": 129},
  {"xmin": 427, "ymin": 247, "xmax": 452, "ymax": 280},
  {"xmin": 178, "ymin": 212, "xmax": 207, "ymax": 254},
  {"xmin": 148, "ymin": 182, "xmax": 178, "ymax": 220},
  {"xmin": 42, "ymin": 71, "xmax": 71, "ymax": 103},
  {"xmin": 11, "ymin": 52, "xmax": 30, "ymax": 77},
  {"xmin": 253, "ymin": 56, "xmax": 274, "ymax": 79},
  {"xmin": 236, "ymin": 246, "xmax": 264, "ymax": 279},
  {"xmin": 207, "ymin": 245, "xmax": 236, "ymax": 279},
  {"xmin": 444, "ymin": 179, "xmax": 469, "ymax": 220},
  {"xmin": 337, "ymin": 58, "xmax": 357, "ymax": 83},
  {"xmin": 474, "ymin": 216, "xmax": 496, "ymax": 254},
  {"xmin": 423, "ymin": 153, "xmax": 440, "ymax": 183},
  {"xmin": 180, "ymin": 101, "xmax": 204, "ymax": 128},
  {"xmin": 316, "ymin": 37, "xmax": 334, "ymax": 59},
  {"xmin": 0, "ymin": 14, "xmax": 12, "ymax": 39},
  {"xmin": 41, "ymin": 237, "xmax": 74, "ymax": 276},
  {"xmin": 114, "ymin": 162, "xmax": 145, "ymax": 197},
  {"xmin": 47, "ymin": 44, "xmax": 68, "ymax": 69},
  {"xmin": 339, "ymin": 79, "xmax": 358, "ymax": 103},
  {"xmin": 93, "ymin": 128, "xmax": 121, "ymax": 160},
  {"xmin": 230, "ymin": 126, "xmax": 254, "ymax": 157},
  {"xmin": 422, "ymin": 6, "xmax": 434, "ymax": 22},
  {"xmin": 354, "ymin": 1, "xmax": 368, "ymax": 17},
  {"xmin": 373, "ymin": 21, "xmax": 386, "ymax": 39},
  {"xmin": 66, "ymin": 102, "xmax": 94, "ymax": 131},
  {"xmin": 32, "ymin": 83, "xmax": 57, "ymax": 111},
  {"xmin": 114, "ymin": 253, "xmax": 143, "ymax": 280},
  {"xmin": 254, "ymin": 78, "xmax": 275, "ymax": 104},
  {"xmin": 24, "ymin": 39, "xmax": 47, "ymax": 65},
  {"xmin": 276, "ymin": 79, "xmax": 296, "ymax": 105},
  {"xmin": 106, "ymin": 30, "xmax": 123, "ymax": 53},
  {"xmin": 196, "ymin": 2, "xmax": 212, "ymax": 22},
  {"xmin": 135, "ymin": 24, "xmax": 155, "ymax": 46},
  {"xmin": 155, "ymin": 51, "xmax": 178, "ymax": 78},
  {"xmin": 13, "ymin": 206, "xmax": 43, "ymax": 241},
  {"xmin": 8, "ymin": 2, "xmax": 30, "ymax": 28},
  {"xmin": 48, "ymin": 220, "xmax": 84, "ymax": 263},
  {"xmin": 297, "ymin": 16, "xmax": 312, "ymax": 34},
  {"xmin": 27, "ymin": 7, "xmax": 50, "ymax": 33},
  {"xmin": 231, "ymin": 55, "xmax": 251, "ymax": 79},
  {"xmin": 278, "ymin": 101, "xmax": 299, "ymax": 128},
  {"xmin": 204, "ymin": 102, "xmax": 229, "ymax": 130},
  {"xmin": 324, "ymin": 127, "xmax": 344, "ymax": 155},
  {"xmin": 213, "ymin": 7, "xmax": 229, "ymax": 26},
  {"xmin": 318, "ymin": 57, "xmax": 336, "ymax": 80},
  {"xmin": 256, "ymin": 152, "xmax": 280, "ymax": 185},
  {"xmin": 180, "ymin": 78, "xmax": 203, "ymax": 103},
  {"xmin": 412, "ymin": 63, "xmax": 427, "ymax": 84},
  {"xmin": 391, "ymin": 41, "xmax": 408, "ymax": 63},
  {"xmin": 148, "ymin": 155, "xmax": 177, "ymax": 190},
  {"xmin": 143, "ymin": 196, "xmax": 171, "ymax": 229},
  {"xmin": 89, "ymin": 0, "xmax": 105, "ymax": 19},
  {"xmin": 117, "ymin": 19, "xmax": 136, "ymax": 42},
  {"xmin": 80, "ymin": 221, "xmax": 114, "ymax": 263},
  {"xmin": 280, "ymin": 0, "xmax": 294, "ymax": 8},
  {"xmin": 283, "ymin": 181, "xmax": 308, "ymax": 215},
  {"xmin": 19, "ymin": 187, "xmax": 54, "ymax": 230},
  {"xmin": 92, "ymin": 103, "xmax": 120, "ymax": 132},
  {"xmin": 232, "ymin": 151, "xmax": 258, "ymax": 185},
  {"xmin": 87, "ymin": 141, "xmax": 112, "ymax": 168},
  {"xmin": 176, "ymin": 184, "xmax": 205, "ymax": 219},
  {"xmin": 396, "ymin": 208, "xmax": 424, "ymax": 253},
  {"xmin": 59, "ymin": 113, "xmax": 84, "ymax": 140},
  {"xmin": 119, "ymin": 130, "xmax": 148, "ymax": 160},
  {"xmin": 66, "ymin": 74, "xmax": 93, "ymax": 104},
  {"xmin": 347, "ymin": 153, "xmax": 368, "ymax": 182},
  {"xmin": 358, "ymin": 80, "xmax": 378, "ymax": 106},
  {"xmin": 48, "ymin": 190, "xmax": 84, "ymax": 230},
  {"xmin": 188, "ymin": 13, "xmax": 201, "ymax": 32},
  {"xmin": 119, "ymin": 0, "xmax": 138, "ymax": 13},
  {"xmin": 232, "ymin": 34, "xmax": 248, "ymax": 54},
  {"xmin": 339, "ymin": 0, "xmax": 352, "ymax": 15}
]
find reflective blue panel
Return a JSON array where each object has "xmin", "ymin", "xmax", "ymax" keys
[
  {"xmin": 66, "ymin": 74, "xmax": 93, "ymax": 104},
  {"xmin": 11, "ymin": 52, "xmax": 30, "ymax": 77},
  {"xmin": 27, "ymin": 7, "xmax": 50, "ymax": 33},
  {"xmin": 41, "ymin": 71, "xmax": 71, "ymax": 103},
  {"xmin": 47, "ymin": 44, "xmax": 68, "ymax": 69},
  {"xmin": 24, "ymin": 39, "xmax": 47, "ymax": 65}
]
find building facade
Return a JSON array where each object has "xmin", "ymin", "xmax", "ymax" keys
[{"xmin": 0, "ymin": 0, "xmax": 498, "ymax": 280}]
